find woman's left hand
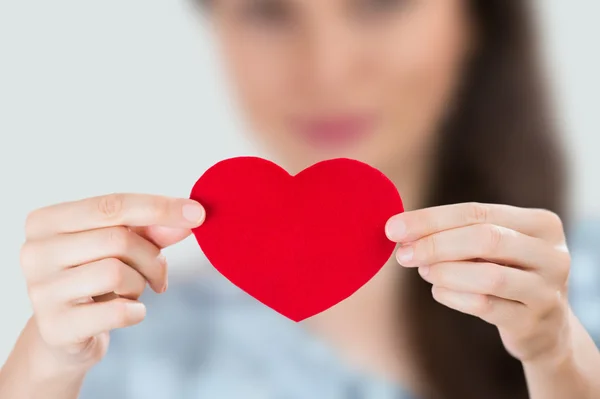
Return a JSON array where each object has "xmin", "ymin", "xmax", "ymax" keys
[{"xmin": 385, "ymin": 202, "xmax": 573, "ymax": 364}]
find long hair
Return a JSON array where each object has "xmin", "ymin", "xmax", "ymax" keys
[
  {"xmin": 194, "ymin": 1, "xmax": 567, "ymax": 398},
  {"xmin": 407, "ymin": 1, "xmax": 567, "ymax": 398}
]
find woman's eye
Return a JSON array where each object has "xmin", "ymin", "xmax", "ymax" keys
[
  {"xmin": 240, "ymin": 0, "xmax": 292, "ymax": 26},
  {"xmin": 355, "ymin": 0, "xmax": 411, "ymax": 15}
]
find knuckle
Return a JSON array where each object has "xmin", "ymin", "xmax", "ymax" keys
[
  {"xmin": 534, "ymin": 289, "xmax": 564, "ymax": 319},
  {"xmin": 543, "ymin": 290, "xmax": 562, "ymax": 314},
  {"xmin": 466, "ymin": 202, "xmax": 490, "ymax": 224},
  {"xmin": 559, "ymin": 279, "xmax": 570, "ymax": 298},
  {"xmin": 473, "ymin": 294, "xmax": 494, "ymax": 316},
  {"xmin": 486, "ymin": 268, "xmax": 507, "ymax": 294},
  {"xmin": 518, "ymin": 319, "xmax": 539, "ymax": 340},
  {"xmin": 151, "ymin": 197, "xmax": 171, "ymax": 220},
  {"xmin": 542, "ymin": 209, "xmax": 564, "ymax": 231},
  {"xmin": 97, "ymin": 194, "xmax": 125, "ymax": 220},
  {"xmin": 482, "ymin": 224, "xmax": 504, "ymax": 253},
  {"xmin": 27, "ymin": 283, "xmax": 47, "ymax": 307},
  {"xmin": 36, "ymin": 316, "xmax": 63, "ymax": 346},
  {"xmin": 103, "ymin": 259, "xmax": 127, "ymax": 289},
  {"xmin": 430, "ymin": 266, "xmax": 447, "ymax": 286},
  {"xmin": 537, "ymin": 209, "xmax": 567, "ymax": 243},
  {"xmin": 422, "ymin": 212, "xmax": 440, "ymax": 235},
  {"xmin": 19, "ymin": 242, "xmax": 36, "ymax": 271},
  {"xmin": 556, "ymin": 251, "xmax": 571, "ymax": 282},
  {"xmin": 156, "ymin": 253, "xmax": 168, "ymax": 276},
  {"xmin": 105, "ymin": 226, "xmax": 133, "ymax": 252},
  {"xmin": 424, "ymin": 235, "xmax": 439, "ymax": 260},
  {"xmin": 24, "ymin": 209, "xmax": 42, "ymax": 238}
]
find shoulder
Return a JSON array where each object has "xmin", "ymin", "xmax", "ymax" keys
[
  {"xmin": 80, "ymin": 268, "xmax": 364, "ymax": 398},
  {"xmin": 568, "ymin": 220, "xmax": 600, "ymax": 344},
  {"xmin": 80, "ymin": 269, "xmax": 234, "ymax": 398}
]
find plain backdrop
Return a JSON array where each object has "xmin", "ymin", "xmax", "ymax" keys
[{"xmin": 0, "ymin": 0, "xmax": 598, "ymax": 364}]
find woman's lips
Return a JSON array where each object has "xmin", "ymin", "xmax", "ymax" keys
[{"xmin": 291, "ymin": 114, "xmax": 376, "ymax": 149}]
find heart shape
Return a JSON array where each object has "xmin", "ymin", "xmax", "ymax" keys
[{"xmin": 190, "ymin": 157, "xmax": 404, "ymax": 322}]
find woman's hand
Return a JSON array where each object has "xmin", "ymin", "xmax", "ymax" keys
[
  {"xmin": 19, "ymin": 193, "xmax": 205, "ymax": 370},
  {"xmin": 385, "ymin": 202, "xmax": 573, "ymax": 363}
]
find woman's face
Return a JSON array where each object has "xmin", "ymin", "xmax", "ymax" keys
[{"xmin": 211, "ymin": 0, "xmax": 474, "ymax": 175}]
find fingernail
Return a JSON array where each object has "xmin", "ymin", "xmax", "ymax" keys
[
  {"xmin": 182, "ymin": 202, "xmax": 205, "ymax": 225},
  {"xmin": 396, "ymin": 246, "xmax": 414, "ymax": 265},
  {"xmin": 126, "ymin": 302, "xmax": 147, "ymax": 320},
  {"xmin": 386, "ymin": 217, "xmax": 407, "ymax": 242},
  {"xmin": 157, "ymin": 254, "xmax": 168, "ymax": 293},
  {"xmin": 418, "ymin": 266, "xmax": 430, "ymax": 277}
]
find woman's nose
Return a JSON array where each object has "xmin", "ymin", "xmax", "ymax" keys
[{"xmin": 303, "ymin": 21, "xmax": 361, "ymax": 98}]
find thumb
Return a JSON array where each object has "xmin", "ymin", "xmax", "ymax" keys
[{"xmin": 131, "ymin": 225, "xmax": 193, "ymax": 249}]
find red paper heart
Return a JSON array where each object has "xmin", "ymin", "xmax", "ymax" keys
[{"xmin": 190, "ymin": 157, "xmax": 403, "ymax": 322}]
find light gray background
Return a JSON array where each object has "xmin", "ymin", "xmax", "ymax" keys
[{"xmin": 0, "ymin": 1, "xmax": 598, "ymax": 364}]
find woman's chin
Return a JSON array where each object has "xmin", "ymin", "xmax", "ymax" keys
[
  {"xmin": 262, "ymin": 133, "xmax": 398, "ymax": 175},
  {"xmin": 279, "ymin": 147, "xmax": 392, "ymax": 176}
]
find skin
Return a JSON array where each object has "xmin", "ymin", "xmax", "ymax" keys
[
  {"xmin": 1, "ymin": 0, "xmax": 599, "ymax": 398},
  {"xmin": 212, "ymin": 0, "xmax": 473, "ymax": 180}
]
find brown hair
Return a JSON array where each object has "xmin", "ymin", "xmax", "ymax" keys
[{"xmin": 408, "ymin": 1, "xmax": 567, "ymax": 398}]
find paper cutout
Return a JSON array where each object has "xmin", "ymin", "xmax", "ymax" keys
[{"xmin": 190, "ymin": 157, "xmax": 404, "ymax": 322}]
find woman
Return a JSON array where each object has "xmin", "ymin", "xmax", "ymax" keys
[{"xmin": 1, "ymin": 0, "xmax": 599, "ymax": 398}]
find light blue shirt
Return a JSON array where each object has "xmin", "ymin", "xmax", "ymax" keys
[{"xmin": 81, "ymin": 221, "xmax": 600, "ymax": 399}]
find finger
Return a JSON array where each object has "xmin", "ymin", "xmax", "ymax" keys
[
  {"xmin": 417, "ymin": 261, "xmax": 554, "ymax": 307},
  {"xmin": 45, "ymin": 299, "xmax": 147, "ymax": 346},
  {"xmin": 25, "ymin": 193, "xmax": 205, "ymax": 240},
  {"xmin": 130, "ymin": 225, "xmax": 192, "ymax": 249},
  {"xmin": 21, "ymin": 227, "xmax": 168, "ymax": 292},
  {"xmin": 386, "ymin": 203, "xmax": 565, "ymax": 244},
  {"xmin": 431, "ymin": 286, "xmax": 528, "ymax": 330},
  {"xmin": 394, "ymin": 224, "xmax": 569, "ymax": 278},
  {"xmin": 39, "ymin": 258, "xmax": 148, "ymax": 305}
]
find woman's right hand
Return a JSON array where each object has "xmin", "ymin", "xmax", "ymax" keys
[{"xmin": 19, "ymin": 193, "xmax": 206, "ymax": 371}]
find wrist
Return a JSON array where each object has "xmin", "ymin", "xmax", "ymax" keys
[
  {"xmin": 22, "ymin": 317, "xmax": 89, "ymax": 391},
  {"xmin": 521, "ymin": 308, "xmax": 598, "ymax": 399},
  {"xmin": 522, "ymin": 326, "xmax": 574, "ymax": 373},
  {"xmin": 523, "ymin": 305, "xmax": 577, "ymax": 370},
  {"xmin": 522, "ymin": 342, "xmax": 575, "ymax": 376},
  {"xmin": 0, "ymin": 317, "xmax": 88, "ymax": 399}
]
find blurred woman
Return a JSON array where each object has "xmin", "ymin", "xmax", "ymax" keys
[{"xmin": 1, "ymin": 1, "xmax": 599, "ymax": 398}]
